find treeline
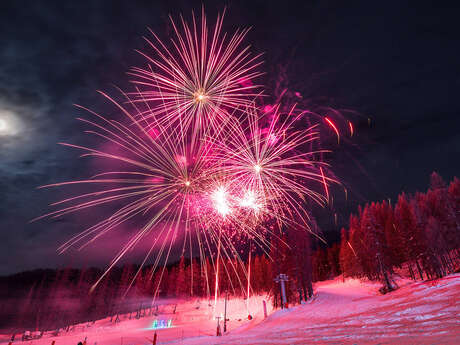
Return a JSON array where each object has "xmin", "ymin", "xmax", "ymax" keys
[
  {"xmin": 311, "ymin": 173, "xmax": 459, "ymax": 291},
  {"xmin": 0, "ymin": 255, "xmax": 276, "ymax": 331},
  {"xmin": 311, "ymin": 243, "xmax": 341, "ymax": 282},
  {"xmin": 0, "ymin": 233, "xmax": 316, "ymax": 330}
]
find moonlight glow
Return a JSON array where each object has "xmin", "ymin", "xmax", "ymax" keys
[
  {"xmin": 0, "ymin": 118, "xmax": 7, "ymax": 132},
  {"xmin": 0, "ymin": 110, "xmax": 21, "ymax": 136}
]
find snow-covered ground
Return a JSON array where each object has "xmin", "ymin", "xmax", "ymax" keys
[
  {"xmin": 2, "ymin": 274, "xmax": 459, "ymax": 344},
  {"xmin": 202, "ymin": 274, "xmax": 460, "ymax": 345}
]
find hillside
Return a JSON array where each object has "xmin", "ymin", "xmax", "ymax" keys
[{"xmin": 2, "ymin": 274, "xmax": 458, "ymax": 344}]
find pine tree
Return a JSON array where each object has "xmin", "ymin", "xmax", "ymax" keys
[
  {"xmin": 427, "ymin": 180, "xmax": 458, "ymax": 264},
  {"xmin": 313, "ymin": 248, "xmax": 330, "ymax": 281},
  {"xmin": 134, "ymin": 269, "xmax": 145, "ymax": 296},
  {"xmin": 219, "ymin": 258, "xmax": 232, "ymax": 296},
  {"xmin": 327, "ymin": 243, "xmax": 341, "ymax": 277},
  {"xmin": 448, "ymin": 177, "xmax": 460, "ymax": 258},
  {"xmin": 394, "ymin": 193, "xmax": 422, "ymax": 279},
  {"xmin": 252, "ymin": 256, "xmax": 263, "ymax": 294},
  {"xmin": 260, "ymin": 255, "xmax": 272, "ymax": 293},
  {"xmin": 339, "ymin": 228, "xmax": 352, "ymax": 278},
  {"xmin": 175, "ymin": 256, "xmax": 187, "ymax": 297},
  {"xmin": 144, "ymin": 267, "xmax": 155, "ymax": 297},
  {"xmin": 364, "ymin": 203, "xmax": 393, "ymax": 290},
  {"xmin": 168, "ymin": 266, "xmax": 177, "ymax": 296},
  {"xmin": 190, "ymin": 259, "xmax": 201, "ymax": 296},
  {"xmin": 204, "ymin": 257, "xmax": 212, "ymax": 299},
  {"xmin": 384, "ymin": 203, "xmax": 406, "ymax": 269},
  {"xmin": 288, "ymin": 226, "xmax": 313, "ymax": 300},
  {"xmin": 119, "ymin": 265, "xmax": 134, "ymax": 297},
  {"xmin": 430, "ymin": 171, "xmax": 447, "ymax": 190},
  {"xmin": 185, "ymin": 261, "xmax": 193, "ymax": 297},
  {"xmin": 424, "ymin": 216, "xmax": 446, "ymax": 278},
  {"xmin": 158, "ymin": 268, "xmax": 169, "ymax": 297},
  {"xmin": 348, "ymin": 214, "xmax": 364, "ymax": 277}
]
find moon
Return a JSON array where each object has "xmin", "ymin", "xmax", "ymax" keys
[
  {"xmin": 0, "ymin": 118, "xmax": 8, "ymax": 132},
  {"xmin": 0, "ymin": 110, "xmax": 22, "ymax": 137}
]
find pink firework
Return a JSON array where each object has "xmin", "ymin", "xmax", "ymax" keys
[
  {"xmin": 129, "ymin": 9, "xmax": 263, "ymax": 141},
  {"xmin": 208, "ymin": 104, "xmax": 338, "ymax": 234},
  {"xmin": 35, "ymin": 11, "xmax": 339, "ymax": 299}
]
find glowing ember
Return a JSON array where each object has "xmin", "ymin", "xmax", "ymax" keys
[{"xmin": 325, "ymin": 117, "xmax": 340, "ymax": 143}]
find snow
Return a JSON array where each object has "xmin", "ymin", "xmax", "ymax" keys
[{"xmin": 1, "ymin": 274, "xmax": 459, "ymax": 344}]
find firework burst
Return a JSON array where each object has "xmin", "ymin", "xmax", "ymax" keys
[
  {"xmin": 36, "ymin": 11, "xmax": 340, "ymax": 301},
  {"xmin": 130, "ymin": 9, "xmax": 263, "ymax": 141},
  {"xmin": 207, "ymin": 104, "xmax": 338, "ymax": 232}
]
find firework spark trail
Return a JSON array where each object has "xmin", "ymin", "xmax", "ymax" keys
[
  {"xmin": 325, "ymin": 117, "xmax": 340, "ymax": 144},
  {"xmin": 35, "ymin": 11, "xmax": 341, "ymax": 304}
]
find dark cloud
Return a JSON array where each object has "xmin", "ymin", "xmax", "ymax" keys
[{"xmin": 0, "ymin": 0, "xmax": 459, "ymax": 274}]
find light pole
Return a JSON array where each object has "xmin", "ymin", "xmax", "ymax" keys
[
  {"xmin": 274, "ymin": 274, "xmax": 289, "ymax": 309},
  {"xmin": 216, "ymin": 316, "xmax": 222, "ymax": 336},
  {"xmin": 246, "ymin": 240, "xmax": 252, "ymax": 319},
  {"xmin": 213, "ymin": 231, "xmax": 222, "ymax": 317},
  {"xmin": 223, "ymin": 292, "xmax": 228, "ymax": 332}
]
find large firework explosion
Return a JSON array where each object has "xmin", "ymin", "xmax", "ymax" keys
[{"xmin": 36, "ymin": 11, "xmax": 341, "ymax": 303}]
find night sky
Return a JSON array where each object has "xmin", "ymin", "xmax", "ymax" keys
[{"xmin": 1, "ymin": 1, "xmax": 459, "ymax": 275}]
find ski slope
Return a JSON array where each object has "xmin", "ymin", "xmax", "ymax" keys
[
  {"xmin": 198, "ymin": 274, "xmax": 460, "ymax": 345},
  {"xmin": 1, "ymin": 274, "xmax": 459, "ymax": 344}
]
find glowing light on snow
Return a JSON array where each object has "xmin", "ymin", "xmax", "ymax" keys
[{"xmin": 150, "ymin": 319, "xmax": 173, "ymax": 329}]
